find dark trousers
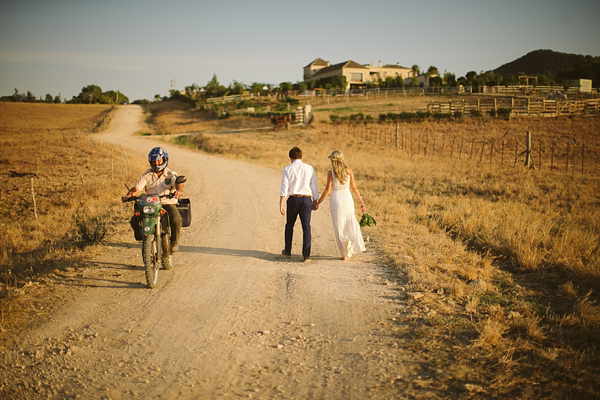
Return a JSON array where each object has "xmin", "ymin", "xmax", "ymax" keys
[
  {"xmin": 284, "ymin": 197, "xmax": 312, "ymax": 258},
  {"xmin": 163, "ymin": 204, "xmax": 182, "ymax": 246}
]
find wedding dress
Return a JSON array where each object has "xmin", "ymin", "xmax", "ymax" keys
[{"xmin": 329, "ymin": 170, "xmax": 366, "ymax": 259}]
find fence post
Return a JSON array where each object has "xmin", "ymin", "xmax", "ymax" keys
[
  {"xmin": 479, "ymin": 138, "xmax": 485, "ymax": 163},
  {"xmin": 566, "ymin": 140, "xmax": 570, "ymax": 173},
  {"xmin": 525, "ymin": 131, "xmax": 532, "ymax": 168},
  {"xmin": 539, "ymin": 138, "xmax": 542, "ymax": 170},
  {"xmin": 441, "ymin": 135, "xmax": 445, "ymax": 157},
  {"xmin": 31, "ymin": 177, "xmax": 38, "ymax": 220},
  {"xmin": 582, "ymin": 142, "xmax": 585, "ymax": 174},
  {"xmin": 470, "ymin": 139, "xmax": 474, "ymax": 159}
]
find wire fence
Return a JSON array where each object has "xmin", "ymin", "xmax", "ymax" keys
[{"xmin": 326, "ymin": 122, "xmax": 600, "ymax": 176}]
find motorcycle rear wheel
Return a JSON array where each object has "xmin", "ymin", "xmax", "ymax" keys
[{"xmin": 142, "ymin": 235, "xmax": 159, "ymax": 288}]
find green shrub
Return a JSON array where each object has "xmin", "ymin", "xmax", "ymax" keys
[
  {"xmin": 470, "ymin": 109, "xmax": 482, "ymax": 117},
  {"xmin": 74, "ymin": 212, "xmax": 107, "ymax": 248},
  {"xmin": 489, "ymin": 108, "xmax": 497, "ymax": 117},
  {"xmin": 330, "ymin": 114, "xmax": 340, "ymax": 123},
  {"xmin": 453, "ymin": 111, "xmax": 463, "ymax": 118},
  {"xmin": 497, "ymin": 108, "xmax": 512, "ymax": 119}
]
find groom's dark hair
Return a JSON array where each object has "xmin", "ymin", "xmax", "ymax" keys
[{"xmin": 289, "ymin": 147, "xmax": 302, "ymax": 160}]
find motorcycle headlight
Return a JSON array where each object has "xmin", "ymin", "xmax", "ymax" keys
[{"xmin": 143, "ymin": 206, "xmax": 155, "ymax": 214}]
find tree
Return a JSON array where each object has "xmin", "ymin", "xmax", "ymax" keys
[
  {"xmin": 204, "ymin": 74, "xmax": 227, "ymax": 98},
  {"xmin": 76, "ymin": 85, "xmax": 102, "ymax": 104},
  {"xmin": 54, "ymin": 94, "xmax": 62, "ymax": 103},
  {"xmin": 293, "ymin": 81, "xmax": 308, "ymax": 91},
  {"xmin": 411, "ymin": 65, "xmax": 421, "ymax": 77},
  {"xmin": 279, "ymin": 82, "xmax": 293, "ymax": 96},
  {"xmin": 228, "ymin": 80, "xmax": 246, "ymax": 95},
  {"xmin": 44, "ymin": 94, "xmax": 53, "ymax": 103},
  {"xmin": 426, "ymin": 66, "xmax": 439, "ymax": 77},
  {"xmin": 444, "ymin": 72, "xmax": 457, "ymax": 87}
]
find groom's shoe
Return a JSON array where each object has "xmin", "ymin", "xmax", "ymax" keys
[{"xmin": 282, "ymin": 250, "xmax": 291, "ymax": 258}]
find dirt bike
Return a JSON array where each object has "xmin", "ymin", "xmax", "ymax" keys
[{"xmin": 123, "ymin": 176, "xmax": 190, "ymax": 288}]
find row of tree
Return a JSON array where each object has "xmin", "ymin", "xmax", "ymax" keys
[
  {"xmin": 0, "ymin": 85, "xmax": 129, "ymax": 104},
  {"xmin": 3, "ymin": 54, "xmax": 596, "ymax": 104}
]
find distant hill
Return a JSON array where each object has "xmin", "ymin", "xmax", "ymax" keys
[{"xmin": 493, "ymin": 49, "xmax": 600, "ymax": 83}]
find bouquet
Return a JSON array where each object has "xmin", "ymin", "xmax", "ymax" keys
[{"xmin": 359, "ymin": 213, "xmax": 377, "ymax": 228}]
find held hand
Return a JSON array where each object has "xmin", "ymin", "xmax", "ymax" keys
[
  {"xmin": 174, "ymin": 189, "xmax": 183, "ymax": 199},
  {"xmin": 121, "ymin": 196, "xmax": 129, "ymax": 202},
  {"xmin": 360, "ymin": 203, "xmax": 366, "ymax": 212},
  {"xmin": 312, "ymin": 202, "xmax": 320, "ymax": 211}
]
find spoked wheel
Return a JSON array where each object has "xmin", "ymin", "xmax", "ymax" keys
[
  {"xmin": 161, "ymin": 233, "xmax": 172, "ymax": 270},
  {"xmin": 142, "ymin": 235, "xmax": 160, "ymax": 288}
]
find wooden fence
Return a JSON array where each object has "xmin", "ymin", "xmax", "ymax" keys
[
  {"xmin": 328, "ymin": 123, "xmax": 600, "ymax": 176},
  {"xmin": 427, "ymin": 98, "xmax": 600, "ymax": 117}
]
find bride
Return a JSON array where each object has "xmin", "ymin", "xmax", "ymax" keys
[{"xmin": 313, "ymin": 150, "xmax": 366, "ymax": 260}]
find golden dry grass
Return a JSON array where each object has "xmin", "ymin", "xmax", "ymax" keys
[
  {"xmin": 147, "ymin": 99, "xmax": 600, "ymax": 398},
  {"xmin": 0, "ymin": 103, "xmax": 144, "ymax": 335}
]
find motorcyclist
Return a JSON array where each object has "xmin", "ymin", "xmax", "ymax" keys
[{"xmin": 122, "ymin": 147, "xmax": 184, "ymax": 252}]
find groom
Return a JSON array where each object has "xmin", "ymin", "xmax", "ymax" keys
[{"xmin": 279, "ymin": 147, "xmax": 319, "ymax": 262}]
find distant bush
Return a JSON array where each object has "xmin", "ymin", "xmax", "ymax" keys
[
  {"xmin": 433, "ymin": 113, "xmax": 453, "ymax": 120},
  {"xmin": 489, "ymin": 108, "xmax": 497, "ymax": 118},
  {"xmin": 470, "ymin": 109, "xmax": 482, "ymax": 117},
  {"xmin": 497, "ymin": 108, "xmax": 512, "ymax": 119},
  {"xmin": 237, "ymin": 99, "xmax": 254, "ymax": 109}
]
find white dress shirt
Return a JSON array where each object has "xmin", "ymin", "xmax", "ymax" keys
[
  {"xmin": 280, "ymin": 159, "xmax": 319, "ymax": 200},
  {"xmin": 134, "ymin": 167, "xmax": 179, "ymax": 205}
]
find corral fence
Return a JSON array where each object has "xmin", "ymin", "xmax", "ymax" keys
[
  {"xmin": 427, "ymin": 97, "xmax": 600, "ymax": 117},
  {"xmin": 204, "ymin": 85, "xmax": 598, "ymax": 105},
  {"xmin": 325, "ymin": 122, "xmax": 600, "ymax": 176}
]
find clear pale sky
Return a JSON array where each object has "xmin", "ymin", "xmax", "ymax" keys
[{"xmin": 1, "ymin": 0, "xmax": 599, "ymax": 101}]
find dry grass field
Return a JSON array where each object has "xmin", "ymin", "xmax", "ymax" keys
[
  {"xmin": 148, "ymin": 99, "xmax": 600, "ymax": 398},
  {"xmin": 0, "ymin": 103, "xmax": 143, "ymax": 336}
]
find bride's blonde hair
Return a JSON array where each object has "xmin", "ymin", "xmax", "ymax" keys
[{"xmin": 328, "ymin": 150, "xmax": 348, "ymax": 184}]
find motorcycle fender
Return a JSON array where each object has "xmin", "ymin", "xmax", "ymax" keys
[{"xmin": 141, "ymin": 218, "xmax": 157, "ymax": 235}]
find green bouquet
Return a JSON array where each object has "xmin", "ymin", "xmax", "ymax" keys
[{"xmin": 359, "ymin": 213, "xmax": 377, "ymax": 228}]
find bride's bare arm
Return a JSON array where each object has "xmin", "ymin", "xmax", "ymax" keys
[
  {"xmin": 314, "ymin": 170, "xmax": 333, "ymax": 209},
  {"xmin": 348, "ymin": 169, "xmax": 366, "ymax": 212}
]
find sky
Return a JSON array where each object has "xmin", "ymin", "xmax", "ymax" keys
[{"xmin": 1, "ymin": 0, "xmax": 599, "ymax": 101}]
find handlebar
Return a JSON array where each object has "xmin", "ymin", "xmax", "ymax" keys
[{"xmin": 122, "ymin": 193, "xmax": 175, "ymax": 203}]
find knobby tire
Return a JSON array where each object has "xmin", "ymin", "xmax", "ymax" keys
[{"xmin": 142, "ymin": 235, "xmax": 159, "ymax": 288}]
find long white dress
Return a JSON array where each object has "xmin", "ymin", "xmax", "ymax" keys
[{"xmin": 329, "ymin": 170, "xmax": 366, "ymax": 259}]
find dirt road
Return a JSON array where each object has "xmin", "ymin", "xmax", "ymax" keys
[{"xmin": 2, "ymin": 106, "xmax": 416, "ymax": 399}]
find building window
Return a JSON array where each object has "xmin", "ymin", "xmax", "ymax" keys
[{"xmin": 350, "ymin": 73, "xmax": 363, "ymax": 82}]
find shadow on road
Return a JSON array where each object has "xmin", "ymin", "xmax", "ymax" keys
[{"xmin": 104, "ymin": 242, "xmax": 319, "ymax": 262}]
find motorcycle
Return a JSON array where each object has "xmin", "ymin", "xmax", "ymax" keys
[{"xmin": 123, "ymin": 176, "xmax": 189, "ymax": 288}]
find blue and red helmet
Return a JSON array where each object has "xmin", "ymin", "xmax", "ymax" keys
[{"xmin": 148, "ymin": 147, "xmax": 169, "ymax": 172}]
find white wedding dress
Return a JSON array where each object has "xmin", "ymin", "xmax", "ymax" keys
[{"xmin": 330, "ymin": 171, "xmax": 366, "ymax": 259}]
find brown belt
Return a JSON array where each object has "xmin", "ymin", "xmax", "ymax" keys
[{"xmin": 289, "ymin": 194, "xmax": 311, "ymax": 198}]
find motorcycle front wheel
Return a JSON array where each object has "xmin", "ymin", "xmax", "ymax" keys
[
  {"xmin": 161, "ymin": 233, "xmax": 172, "ymax": 270},
  {"xmin": 142, "ymin": 235, "xmax": 159, "ymax": 288}
]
